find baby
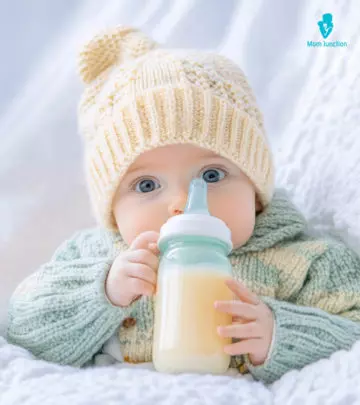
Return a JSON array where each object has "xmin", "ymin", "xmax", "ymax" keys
[{"xmin": 7, "ymin": 26, "xmax": 360, "ymax": 385}]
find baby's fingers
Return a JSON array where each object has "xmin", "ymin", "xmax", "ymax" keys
[
  {"xmin": 130, "ymin": 231, "xmax": 160, "ymax": 251},
  {"xmin": 148, "ymin": 243, "xmax": 160, "ymax": 255},
  {"xmin": 126, "ymin": 263, "xmax": 157, "ymax": 285},
  {"xmin": 217, "ymin": 322, "xmax": 262, "ymax": 339},
  {"xmin": 225, "ymin": 279, "xmax": 260, "ymax": 305},
  {"xmin": 223, "ymin": 338, "xmax": 263, "ymax": 356},
  {"xmin": 129, "ymin": 277, "xmax": 155, "ymax": 297},
  {"xmin": 214, "ymin": 300, "xmax": 258, "ymax": 320},
  {"xmin": 126, "ymin": 249, "xmax": 159, "ymax": 270}
]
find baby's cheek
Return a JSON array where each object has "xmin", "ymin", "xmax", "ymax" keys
[
  {"xmin": 114, "ymin": 211, "xmax": 138, "ymax": 243},
  {"xmin": 227, "ymin": 211, "xmax": 256, "ymax": 249},
  {"xmin": 119, "ymin": 210, "xmax": 162, "ymax": 244},
  {"xmin": 120, "ymin": 221, "xmax": 144, "ymax": 245},
  {"xmin": 232, "ymin": 227, "xmax": 251, "ymax": 249}
]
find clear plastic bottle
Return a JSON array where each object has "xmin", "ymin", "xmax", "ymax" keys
[{"xmin": 152, "ymin": 177, "xmax": 234, "ymax": 374}]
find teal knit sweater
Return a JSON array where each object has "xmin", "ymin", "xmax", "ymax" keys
[{"xmin": 7, "ymin": 189, "xmax": 360, "ymax": 384}]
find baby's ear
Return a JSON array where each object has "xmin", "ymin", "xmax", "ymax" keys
[{"xmin": 255, "ymin": 195, "xmax": 263, "ymax": 214}]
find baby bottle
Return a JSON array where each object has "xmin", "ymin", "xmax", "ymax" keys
[{"xmin": 152, "ymin": 177, "xmax": 234, "ymax": 374}]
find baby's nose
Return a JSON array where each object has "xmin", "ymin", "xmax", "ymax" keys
[{"xmin": 168, "ymin": 192, "xmax": 188, "ymax": 216}]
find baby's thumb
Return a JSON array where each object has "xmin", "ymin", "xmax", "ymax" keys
[
  {"xmin": 148, "ymin": 243, "xmax": 160, "ymax": 255},
  {"xmin": 130, "ymin": 230, "xmax": 160, "ymax": 251}
]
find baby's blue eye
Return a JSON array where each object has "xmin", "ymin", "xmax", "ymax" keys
[
  {"xmin": 202, "ymin": 168, "xmax": 226, "ymax": 183},
  {"xmin": 135, "ymin": 178, "xmax": 160, "ymax": 193}
]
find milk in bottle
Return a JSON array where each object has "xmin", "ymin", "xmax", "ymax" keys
[{"xmin": 152, "ymin": 177, "xmax": 234, "ymax": 374}]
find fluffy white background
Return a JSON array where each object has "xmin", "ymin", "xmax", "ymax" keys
[{"xmin": 0, "ymin": 0, "xmax": 359, "ymax": 335}]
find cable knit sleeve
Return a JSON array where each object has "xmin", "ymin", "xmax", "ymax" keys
[
  {"xmin": 244, "ymin": 240, "xmax": 360, "ymax": 384},
  {"xmin": 6, "ymin": 228, "xmax": 134, "ymax": 367}
]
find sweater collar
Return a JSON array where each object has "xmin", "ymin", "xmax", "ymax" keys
[{"xmin": 230, "ymin": 188, "xmax": 308, "ymax": 256}]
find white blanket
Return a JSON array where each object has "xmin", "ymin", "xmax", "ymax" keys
[
  {"xmin": 1, "ymin": 336, "xmax": 360, "ymax": 405},
  {"xmin": 1, "ymin": 0, "xmax": 360, "ymax": 403}
]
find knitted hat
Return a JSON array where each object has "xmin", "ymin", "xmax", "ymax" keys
[{"xmin": 77, "ymin": 25, "xmax": 275, "ymax": 231}]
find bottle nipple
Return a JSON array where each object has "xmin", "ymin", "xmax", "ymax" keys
[
  {"xmin": 159, "ymin": 176, "xmax": 232, "ymax": 253},
  {"xmin": 184, "ymin": 177, "xmax": 210, "ymax": 215}
]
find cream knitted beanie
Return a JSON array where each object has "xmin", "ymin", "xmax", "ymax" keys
[{"xmin": 77, "ymin": 25, "xmax": 275, "ymax": 230}]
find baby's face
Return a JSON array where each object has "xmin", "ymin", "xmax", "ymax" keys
[{"xmin": 113, "ymin": 144, "xmax": 261, "ymax": 250}]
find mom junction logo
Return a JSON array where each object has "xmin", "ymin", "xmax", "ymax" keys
[{"xmin": 307, "ymin": 13, "xmax": 348, "ymax": 48}]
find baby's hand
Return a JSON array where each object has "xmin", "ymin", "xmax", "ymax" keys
[
  {"xmin": 105, "ymin": 231, "xmax": 160, "ymax": 307},
  {"xmin": 214, "ymin": 279, "xmax": 274, "ymax": 366}
]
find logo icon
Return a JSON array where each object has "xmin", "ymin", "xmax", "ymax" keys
[{"xmin": 318, "ymin": 13, "xmax": 333, "ymax": 39}]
